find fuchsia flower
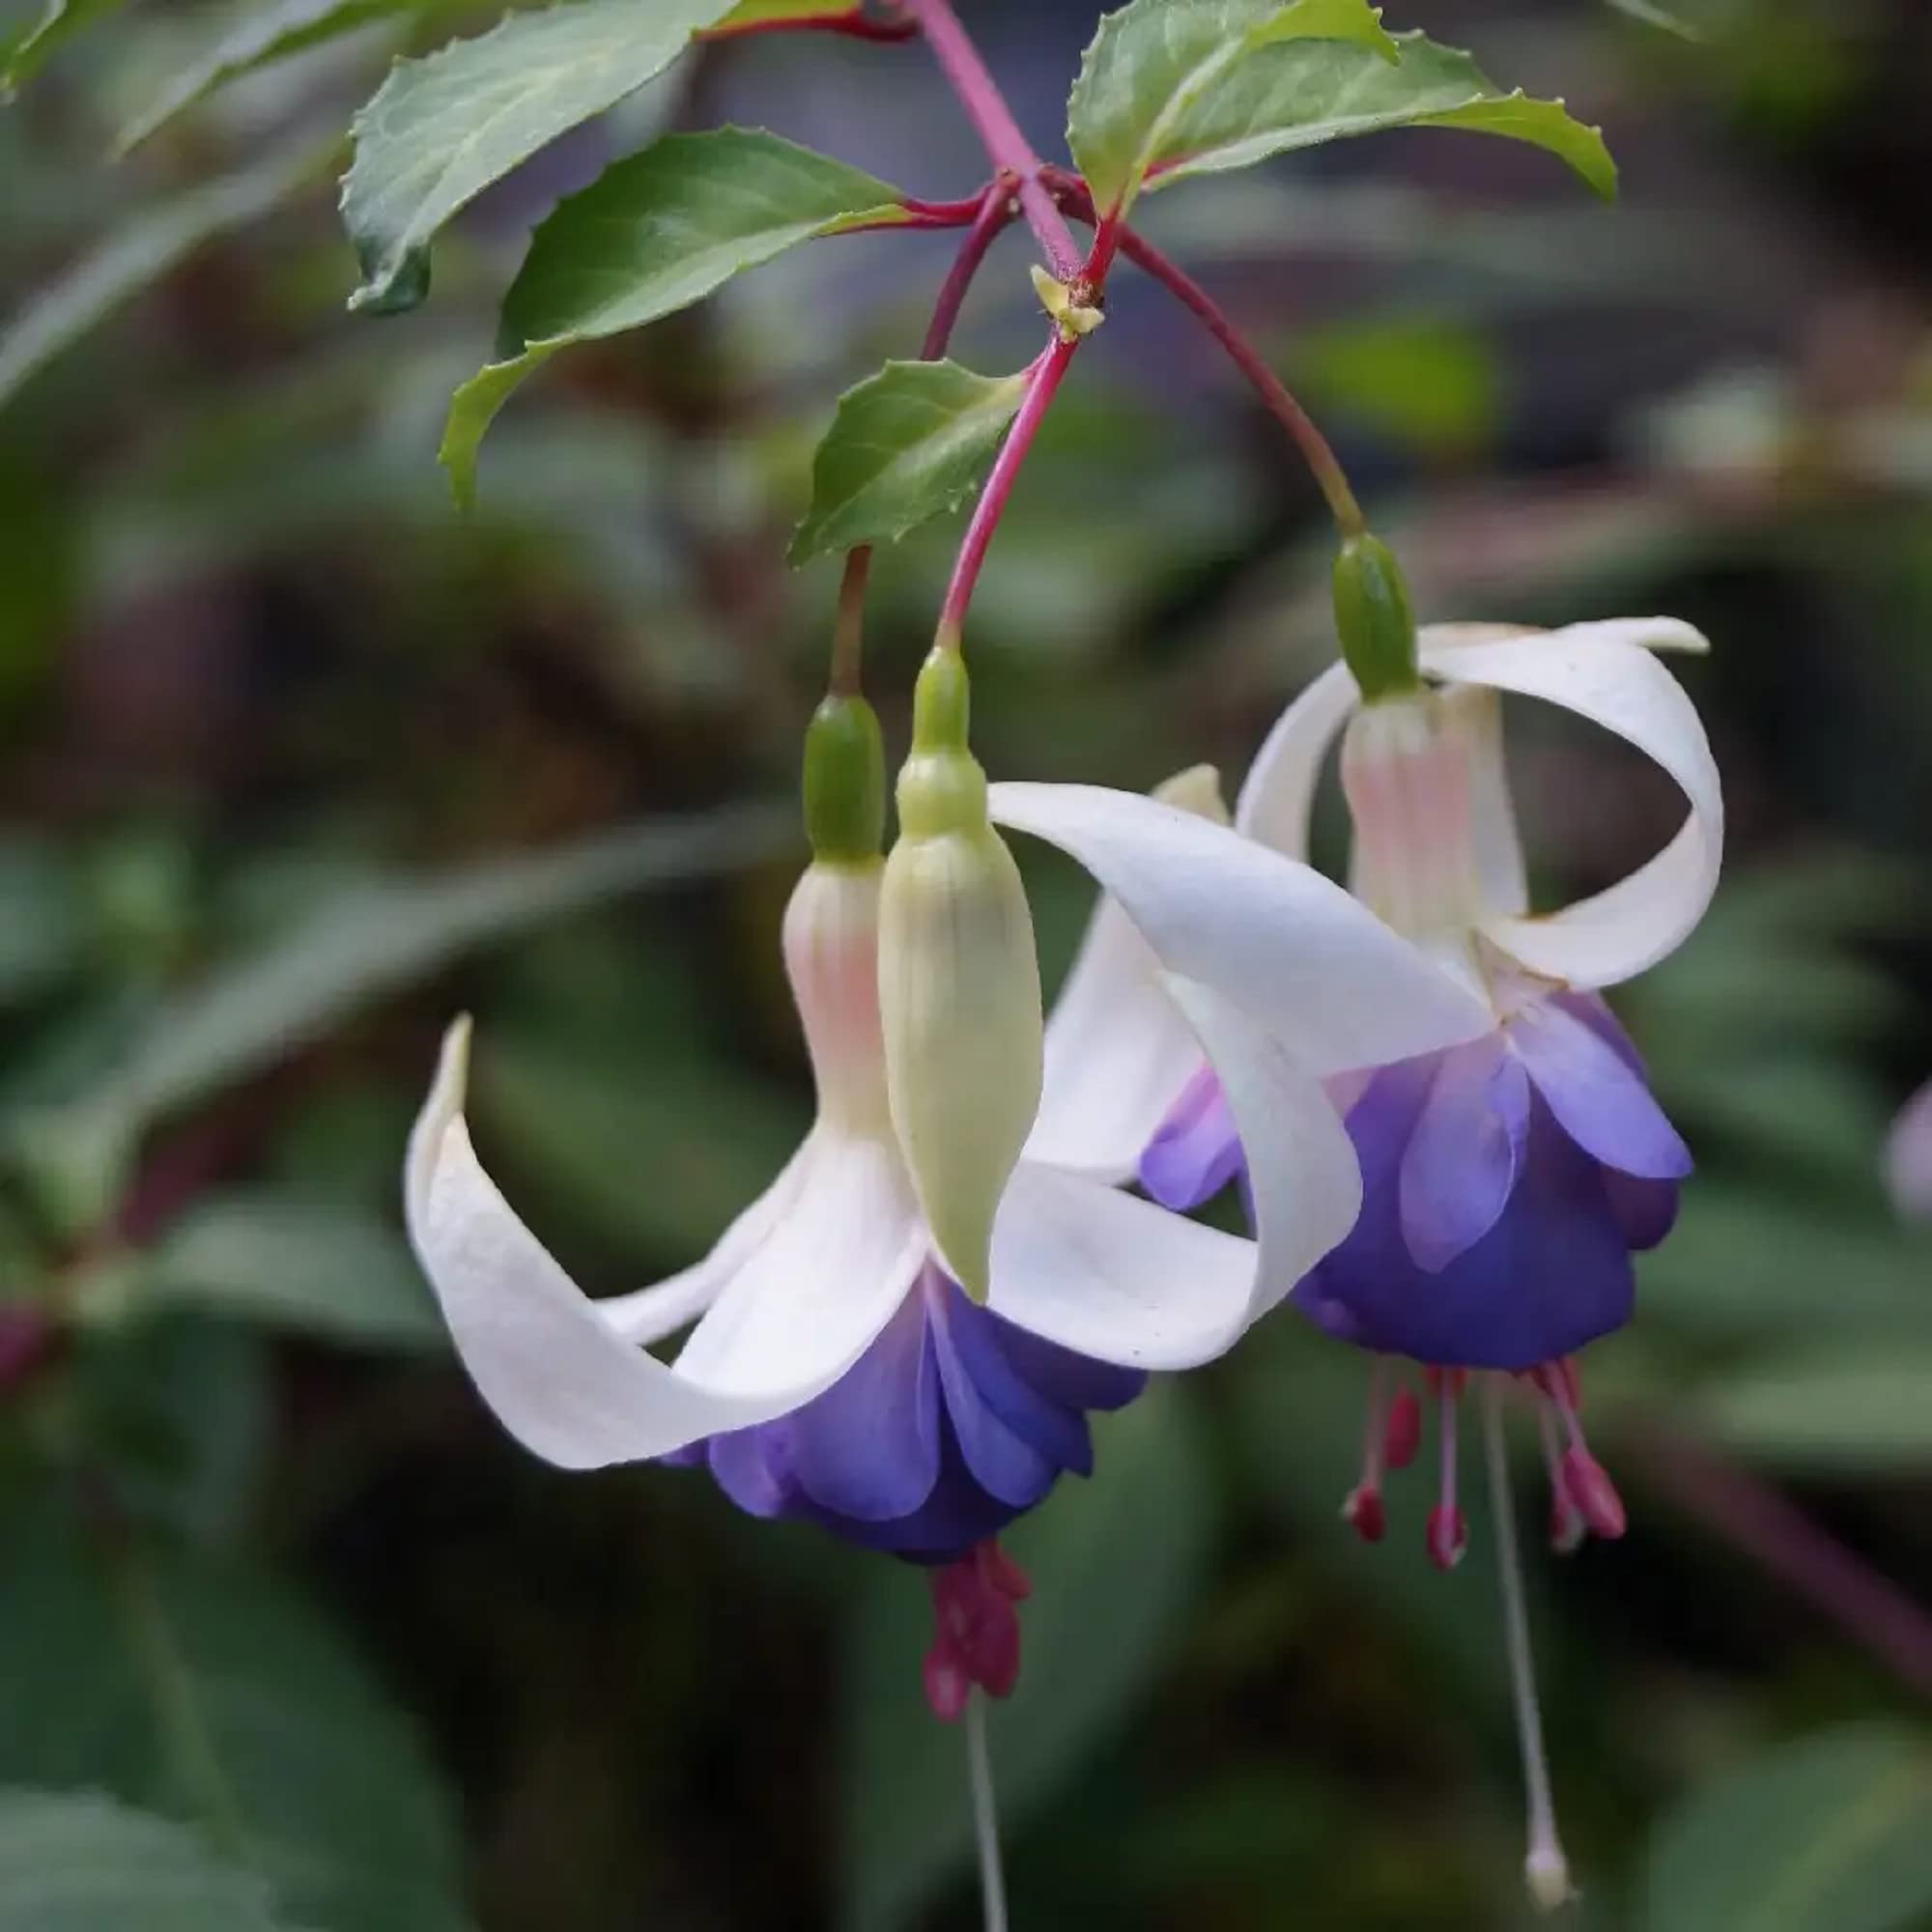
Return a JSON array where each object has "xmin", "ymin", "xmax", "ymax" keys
[
  {"xmin": 405, "ymin": 726, "xmax": 1492, "ymax": 1709},
  {"xmin": 1136, "ymin": 614, "xmax": 1723, "ymax": 1905}
]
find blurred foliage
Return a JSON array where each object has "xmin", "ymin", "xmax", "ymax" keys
[{"xmin": 0, "ymin": 0, "xmax": 1929, "ymax": 1927}]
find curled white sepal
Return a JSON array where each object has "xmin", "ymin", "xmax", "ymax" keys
[
  {"xmin": 989, "ymin": 781, "xmax": 1493, "ymax": 1074},
  {"xmin": 404, "ymin": 1017, "xmax": 925, "ymax": 1469},
  {"xmin": 1420, "ymin": 622, "xmax": 1722, "ymax": 987},
  {"xmin": 1026, "ymin": 766, "xmax": 1233, "ymax": 1183},
  {"xmin": 1233, "ymin": 659, "xmax": 1357, "ymax": 864},
  {"xmin": 1160, "ymin": 973, "xmax": 1363, "ymax": 1320}
]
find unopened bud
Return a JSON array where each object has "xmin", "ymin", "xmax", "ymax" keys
[
  {"xmin": 1151, "ymin": 763, "xmax": 1231, "ymax": 823},
  {"xmin": 880, "ymin": 649, "xmax": 1044, "ymax": 1300},
  {"xmin": 802, "ymin": 693, "xmax": 886, "ymax": 863},
  {"xmin": 1333, "ymin": 532, "xmax": 1420, "ymax": 702}
]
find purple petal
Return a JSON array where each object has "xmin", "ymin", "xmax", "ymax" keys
[
  {"xmin": 1139, "ymin": 1064, "xmax": 1243, "ymax": 1210},
  {"xmin": 1398, "ymin": 1032, "xmax": 1530, "ymax": 1272},
  {"xmin": 1293, "ymin": 1070, "xmax": 1635, "ymax": 1370},
  {"xmin": 1508, "ymin": 997, "xmax": 1691, "ymax": 1180},
  {"xmin": 929, "ymin": 1292, "xmax": 1058, "ymax": 1509},
  {"xmin": 784, "ymin": 1282, "xmax": 941, "ymax": 1521},
  {"xmin": 942, "ymin": 1285, "xmax": 1095, "ymax": 1476},
  {"xmin": 1604, "ymin": 1169, "xmax": 1680, "ymax": 1250},
  {"xmin": 707, "ymin": 1427, "xmax": 793, "ymax": 1518}
]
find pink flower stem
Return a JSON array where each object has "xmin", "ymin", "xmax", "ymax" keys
[
  {"xmin": 699, "ymin": 5, "xmax": 916, "ymax": 43},
  {"xmin": 832, "ymin": 185, "xmax": 1016, "ymax": 693},
  {"xmin": 1043, "ymin": 167, "xmax": 1366, "ymax": 537},
  {"xmin": 935, "ymin": 332, "xmax": 1077, "ymax": 645},
  {"xmin": 902, "ymin": 0, "xmax": 1082, "ymax": 276},
  {"xmin": 1626, "ymin": 1421, "xmax": 1932, "ymax": 1700}
]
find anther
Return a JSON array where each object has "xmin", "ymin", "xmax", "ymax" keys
[{"xmin": 1558, "ymin": 1447, "xmax": 1628, "ymax": 1541}]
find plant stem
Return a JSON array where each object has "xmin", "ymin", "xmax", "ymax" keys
[
  {"xmin": 830, "ymin": 547, "xmax": 870, "ymax": 696},
  {"xmin": 1043, "ymin": 169, "xmax": 1366, "ymax": 536},
  {"xmin": 831, "ymin": 188, "xmax": 1013, "ymax": 694},
  {"xmin": 699, "ymin": 5, "xmax": 917, "ymax": 43},
  {"xmin": 903, "ymin": 0, "xmax": 1081, "ymax": 274},
  {"xmin": 965, "ymin": 1692, "xmax": 1009, "ymax": 1932},
  {"xmin": 937, "ymin": 332, "xmax": 1076, "ymax": 642},
  {"xmin": 923, "ymin": 185, "xmax": 1014, "ymax": 358},
  {"xmin": 1625, "ymin": 1420, "xmax": 1932, "ymax": 1699}
]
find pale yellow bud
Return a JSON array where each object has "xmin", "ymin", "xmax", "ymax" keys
[
  {"xmin": 1151, "ymin": 763, "xmax": 1231, "ymax": 823},
  {"xmin": 880, "ymin": 820, "xmax": 1042, "ymax": 1302},
  {"xmin": 878, "ymin": 649, "xmax": 1043, "ymax": 1300}
]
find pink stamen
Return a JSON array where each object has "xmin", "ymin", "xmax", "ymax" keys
[
  {"xmin": 923, "ymin": 1540, "xmax": 1030, "ymax": 1720},
  {"xmin": 1428, "ymin": 1369, "xmax": 1468, "ymax": 1570},
  {"xmin": 1345, "ymin": 1486, "xmax": 1387, "ymax": 1543},
  {"xmin": 1560, "ymin": 1447, "xmax": 1629, "ymax": 1542},
  {"xmin": 1537, "ymin": 1400, "xmax": 1586, "ymax": 1554},
  {"xmin": 1384, "ymin": 1386, "xmax": 1423, "ymax": 1470},
  {"xmin": 1343, "ymin": 1362, "xmax": 1389, "ymax": 1543}
]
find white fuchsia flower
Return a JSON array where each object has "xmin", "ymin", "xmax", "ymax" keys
[
  {"xmin": 1119, "ymin": 606, "xmax": 1722, "ymax": 1909},
  {"xmin": 404, "ymin": 669, "xmax": 1492, "ymax": 1710}
]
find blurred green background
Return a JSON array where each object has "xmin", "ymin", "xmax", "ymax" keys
[{"xmin": 1, "ymin": 1, "xmax": 1930, "ymax": 1926}]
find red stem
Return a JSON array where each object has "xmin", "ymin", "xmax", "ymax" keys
[
  {"xmin": 1043, "ymin": 166, "xmax": 1363, "ymax": 535},
  {"xmin": 902, "ymin": 0, "xmax": 1081, "ymax": 275},
  {"xmin": 937, "ymin": 333, "xmax": 1077, "ymax": 640},
  {"xmin": 831, "ymin": 186, "xmax": 1013, "ymax": 689},
  {"xmin": 699, "ymin": 7, "xmax": 917, "ymax": 43},
  {"xmin": 922, "ymin": 185, "xmax": 1013, "ymax": 358},
  {"xmin": 1627, "ymin": 1422, "xmax": 1932, "ymax": 1700}
]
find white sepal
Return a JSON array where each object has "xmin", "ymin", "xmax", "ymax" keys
[
  {"xmin": 1419, "ymin": 622, "xmax": 1722, "ymax": 987},
  {"xmin": 404, "ymin": 1018, "xmax": 923, "ymax": 1469},
  {"xmin": 990, "ymin": 781, "xmax": 1493, "ymax": 1074},
  {"xmin": 1027, "ymin": 765, "xmax": 1232, "ymax": 1182}
]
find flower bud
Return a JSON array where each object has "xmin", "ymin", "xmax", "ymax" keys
[
  {"xmin": 880, "ymin": 649, "xmax": 1044, "ymax": 1301},
  {"xmin": 1333, "ymin": 532, "xmax": 1420, "ymax": 702},
  {"xmin": 802, "ymin": 693, "xmax": 886, "ymax": 864}
]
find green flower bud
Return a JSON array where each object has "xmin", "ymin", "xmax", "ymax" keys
[
  {"xmin": 879, "ymin": 650, "xmax": 1044, "ymax": 1302},
  {"xmin": 1333, "ymin": 532, "xmax": 1421, "ymax": 702},
  {"xmin": 802, "ymin": 694, "xmax": 886, "ymax": 863}
]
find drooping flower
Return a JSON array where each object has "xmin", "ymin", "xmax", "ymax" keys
[
  {"xmin": 1133, "ymin": 609, "xmax": 1722, "ymax": 1905},
  {"xmin": 405, "ymin": 665, "xmax": 1493, "ymax": 1707}
]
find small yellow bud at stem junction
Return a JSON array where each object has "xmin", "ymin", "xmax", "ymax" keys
[{"xmin": 880, "ymin": 648, "xmax": 1044, "ymax": 1301}]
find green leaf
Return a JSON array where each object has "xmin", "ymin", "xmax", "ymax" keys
[
  {"xmin": 1082, "ymin": 19, "xmax": 1617, "ymax": 208},
  {"xmin": 147, "ymin": 1191, "xmax": 442, "ymax": 1350},
  {"xmin": 115, "ymin": 0, "xmax": 409, "ymax": 157},
  {"xmin": 0, "ymin": 139, "xmax": 325, "ymax": 415},
  {"xmin": 0, "ymin": 1790, "xmax": 287, "ymax": 1931},
  {"xmin": 1069, "ymin": 0, "xmax": 1399, "ymax": 215},
  {"xmin": 340, "ymin": 0, "xmax": 737, "ymax": 313},
  {"xmin": 1688, "ymin": 1348, "xmax": 1932, "ymax": 1468},
  {"xmin": 443, "ymin": 127, "xmax": 908, "ymax": 508},
  {"xmin": 790, "ymin": 358, "xmax": 1030, "ymax": 565},
  {"xmin": 0, "ymin": 1529, "xmax": 471, "ymax": 1932},
  {"xmin": 1, "ymin": 0, "xmax": 126, "ymax": 97},
  {"xmin": 838, "ymin": 1383, "xmax": 1220, "ymax": 1932},
  {"xmin": 1646, "ymin": 1723, "xmax": 1932, "ymax": 1932},
  {"xmin": 6, "ymin": 802, "xmax": 788, "ymax": 1230}
]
